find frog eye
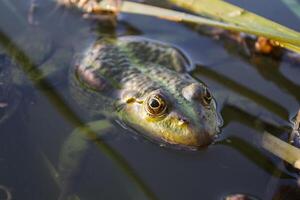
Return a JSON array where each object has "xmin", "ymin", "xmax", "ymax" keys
[
  {"xmin": 145, "ymin": 94, "xmax": 167, "ymax": 117},
  {"xmin": 182, "ymin": 83, "xmax": 213, "ymax": 107},
  {"xmin": 202, "ymin": 87, "xmax": 212, "ymax": 106}
]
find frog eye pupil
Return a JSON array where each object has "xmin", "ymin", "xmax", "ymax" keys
[
  {"xmin": 150, "ymin": 99, "xmax": 160, "ymax": 108},
  {"xmin": 145, "ymin": 94, "xmax": 168, "ymax": 117}
]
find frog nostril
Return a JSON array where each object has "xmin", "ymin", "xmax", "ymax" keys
[{"xmin": 202, "ymin": 87, "xmax": 212, "ymax": 106}]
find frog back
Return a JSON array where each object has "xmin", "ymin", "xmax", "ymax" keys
[{"xmin": 69, "ymin": 36, "xmax": 193, "ymax": 117}]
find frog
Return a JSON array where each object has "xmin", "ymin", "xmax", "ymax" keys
[{"xmin": 54, "ymin": 34, "xmax": 223, "ymax": 199}]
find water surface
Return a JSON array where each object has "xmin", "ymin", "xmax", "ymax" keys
[{"xmin": 0, "ymin": 0, "xmax": 299, "ymax": 200}]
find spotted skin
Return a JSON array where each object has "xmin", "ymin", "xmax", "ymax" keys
[{"xmin": 70, "ymin": 36, "xmax": 222, "ymax": 148}]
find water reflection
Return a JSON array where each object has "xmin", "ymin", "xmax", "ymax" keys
[
  {"xmin": 0, "ymin": 2, "xmax": 157, "ymax": 199},
  {"xmin": 191, "ymin": 24, "xmax": 300, "ymax": 105},
  {"xmin": 189, "ymin": 22, "xmax": 300, "ymax": 198},
  {"xmin": 189, "ymin": 24, "xmax": 299, "ymax": 150},
  {"xmin": 192, "ymin": 66, "xmax": 289, "ymax": 120},
  {"xmin": 0, "ymin": 0, "xmax": 299, "ymax": 200}
]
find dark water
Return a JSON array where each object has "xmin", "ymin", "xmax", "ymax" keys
[{"xmin": 0, "ymin": 0, "xmax": 299, "ymax": 200}]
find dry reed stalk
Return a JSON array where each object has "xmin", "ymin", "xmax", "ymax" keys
[{"xmin": 262, "ymin": 132, "xmax": 300, "ymax": 170}]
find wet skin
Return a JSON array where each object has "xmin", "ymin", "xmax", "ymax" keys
[{"xmin": 71, "ymin": 37, "xmax": 222, "ymax": 147}]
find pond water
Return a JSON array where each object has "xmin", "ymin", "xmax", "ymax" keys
[{"xmin": 0, "ymin": 0, "xmax": 299, "ymax": 200}]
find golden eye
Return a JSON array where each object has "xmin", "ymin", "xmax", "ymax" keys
[
  {"xmin": 145, "ymin": 94, "xmax": 167, "ymax": 116},
  {"xmin": 202, "ymin": 87, "xmax": 212, "ymax": 106}
]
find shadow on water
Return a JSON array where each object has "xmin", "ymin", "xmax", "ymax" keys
[
  {"xmin": 190, "ymin": 24, "xmax": 300, "ymax": 109},
  {"xmin": 192, "ymin": 66, "xmax": 290, "ymax": 120},
  {"xmin": 216, "ymin": 105, "xmax": 292, "ymax": 179},
  {"xmin": 217, "ymin": 136, "xmax": 291, "ymax": 179},
  {"xmin": 220, "ymin": 105, "xmax": 288, "ymax": 136},
  {"xmin": 0, "ymin": 2, "xmax": 157, "ymax": 200},
  {"xmin": 188, "ymin": 24, "xmax": 300, "ymax": 174},
  {"xmin": 249, "ymin": 56, "xmax": 300, "ymax": 102},
  {"xmin": 187, "ymin": 20, "xmax": 300, "ymax": 186}
]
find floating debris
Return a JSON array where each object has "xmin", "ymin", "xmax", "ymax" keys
[
  {"xmin": 57, "ymin": 0, "xmax": 122, "ymax": 15},
  {"xmin": 255, "ymin": 37, "xmax": 276, "ymax": 54},
  {"xmin": 0, "ymin": 185, "xmax": 12, "ymax": 200},
  {"xmin": 0, "ymin": 102, "xmax": 8, "ymax": 108}
]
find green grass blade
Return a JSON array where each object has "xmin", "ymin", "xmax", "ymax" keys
[
  {"xmin": 168, "ymin": 0, "xmax": 300, "ymax": 52},
  {"xmin": 121, "ymin": 2, "xmax": 290, "ymax": 42}
]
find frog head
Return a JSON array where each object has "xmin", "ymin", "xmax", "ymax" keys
[{"xmin": 120, "ymin": 82, "xmax": 222, "ymax": 149}]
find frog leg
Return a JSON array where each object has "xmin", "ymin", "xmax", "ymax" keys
[
  {"xmin": 119, "ymin": 36, "xmax": 193, "ymax": 72},
  {"xmin": 58, "ymin": 119, "xmax": 113, "ymax": 200}
]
